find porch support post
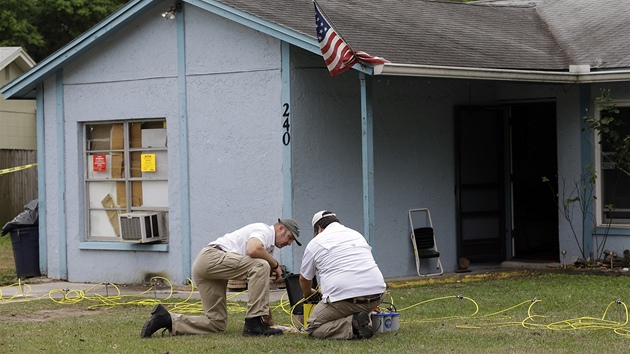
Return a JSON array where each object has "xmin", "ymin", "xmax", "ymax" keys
[
  {"xmin": 579, "ymin": 83, "xmax": 593, "ymax": 261},
  {"xmin": 56, "ymin": 70, "xmax": 68, "ymax": 280},
  {"xmin": 359, "ymin": 73, "xmax": 375, "ymax": 245},
  {"xmin": 176, "ymin": 6, "xmax": 192, "ymax": 283},
  {"xmin": 36, "ymin": 83, "xmax": 47, "ymax": 275},
  {"xmin": 281, "ymin": 41, "xmax": 294, "ymax": 271}
]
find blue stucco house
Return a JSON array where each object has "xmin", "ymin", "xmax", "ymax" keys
[{"xmin": 2, "ymin": 0, "xmax": 630, "ymax": 284}]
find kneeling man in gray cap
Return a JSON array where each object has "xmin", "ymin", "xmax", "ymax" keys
[{"xmin": 141, "ymin": 217, "xmax": 301, "ymax": 338}]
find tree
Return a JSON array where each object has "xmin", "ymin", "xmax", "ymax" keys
[
  {"xmin": 542, "ymin": 167, "xmax": 597, "ymax": 265},
  {"xmin": 0, "ymin": 0, "xmax": 128, "ymax": 63},
  {"xmin": 0, "ymin": 1, "xmax": 45, "ymax": 52},
  {"xmin": 542, "ymin": 89, "xmax": 630, "ymax": 266},
  {"xmin": 584, "ymin": 89, "xmax": 630, "ymax": 177}
]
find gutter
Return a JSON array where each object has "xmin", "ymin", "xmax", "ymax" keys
[{"xmin": 374, "ymin": 63, "xmax": 630, "ymax": 84}]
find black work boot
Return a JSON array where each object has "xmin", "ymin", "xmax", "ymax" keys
[
  {"xmin": 243, "ymin": 316, "xmax": 283, "ymax": 336},
  {"xmin": 352, "ymin": 312, "xmax": 373, "ymax": 339},
  {"xmin": 141, "ymin": 304, "xmax": 173, "ymax": 338}
]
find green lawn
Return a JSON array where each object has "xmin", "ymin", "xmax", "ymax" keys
[
  {"xmin": 0, "ymin": 234, "xmax": 17, "ymax": 285},
  {"xmin": 0, "ymin": 271, "xmax": 629, "ymax": 353}
]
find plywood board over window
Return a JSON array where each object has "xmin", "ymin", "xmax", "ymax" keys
[{"xmin": 101, "ymin": 194, "xmax": 120, "ymax": 236}]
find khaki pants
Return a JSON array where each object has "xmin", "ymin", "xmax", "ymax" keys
[
  {"xmin": 170, "ymin": 247, "xmax": 271, "ymax": 335},
  {"xmin": 306, "ymin": 294, "xmax": 383, "ymax": 339}
]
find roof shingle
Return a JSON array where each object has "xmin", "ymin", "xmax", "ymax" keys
[{"xmin": 217, "ymin": 0, "xmax": 630, "ymax": 70}]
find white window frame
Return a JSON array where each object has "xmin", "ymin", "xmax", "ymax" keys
[
  {"xmin": 594, "ymin": 100, "xmax": 630, "ymax": 228},
  {"xmin": 83, "ymin": 119, "xmax": 169, "ymax": 241}
]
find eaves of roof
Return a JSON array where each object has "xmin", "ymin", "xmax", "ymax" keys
[
  {"xmin": 0, "ymin": 47, "xmax": 36, "ymax": 72},
  {"xmin": 176, "ymin": 0, "xmax": 630, "ymax": 84},
  {"xmin": 221, "ymin": 0, "xmax": 630, "ymax": 82},
  {"xmin": 378, "ymin": 64, "xmax": 630, "ymax": 84},
  {"xmin": 3, "ymin": 0, "xmax": 630, "ymax": 100}
]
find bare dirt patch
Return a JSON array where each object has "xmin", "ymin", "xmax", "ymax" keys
[{"xmin": 0, "ymin": 307, "xmax": 105, "ymax": 323}]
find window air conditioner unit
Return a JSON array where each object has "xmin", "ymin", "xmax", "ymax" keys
[{"xmin": 119, "ymin": 212, "xmax": 167, "ymax": 243}]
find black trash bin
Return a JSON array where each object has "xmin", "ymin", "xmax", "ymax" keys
[{"xmin": 10, "ymin": 227, "xmax": 40, "ymax": 279}]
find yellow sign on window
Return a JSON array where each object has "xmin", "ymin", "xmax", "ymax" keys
[{"xmin": 141, "ymin": 154, "xmax": 156, "ymax": 172}]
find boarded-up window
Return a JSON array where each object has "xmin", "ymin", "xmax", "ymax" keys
[{"xmin": 84, "ymin": 120, "xmax": 168, "ymax": 241}]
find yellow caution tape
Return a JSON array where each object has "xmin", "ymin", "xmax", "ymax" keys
[{"xmin": 0, "ymin": 163, "xmax": 37, "ymax": 176}]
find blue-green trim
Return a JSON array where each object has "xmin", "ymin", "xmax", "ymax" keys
[
  {"xmin": 79, "ymin": 242, "xmax": 169, "ymax": 251},
  {"xmin": 579, "ymin": 84, "xmax": 593, "ymax": 259},
  {"xmin": 177, "ymin": 6, "xmax": 192, "ymax": 283},
  {"xmin": 281, "ymin": 41, "xmax": 294, "ymax": 271},
  {"xmin": 593, "ymin": 228, "xmax": 630, "ymax": 236},
  {"xmin": 360, "ymin": 73, "xmax": 375, "ymax": 245},
  {"xmin": 56, "ymin": 71, "xmax": 67, "ymax": 279},
  {"xmin": 36, "ymin": 83, "xmax": 47, "ymax": 275}
]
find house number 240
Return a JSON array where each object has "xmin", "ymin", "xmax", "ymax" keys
[{"xmin": 282, "ymin": 103, "xmax": 290, "ymax": 146}]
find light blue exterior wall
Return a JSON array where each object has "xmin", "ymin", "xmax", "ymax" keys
[
  {"xmin": 290, "ymin": 50, "xmax": 364, "ymax": 273},
  {"xmin": 184, "ymin": 7, "xmax": 284, "ymax": 255},
  {"xmin": 289, "ymin": 45, "xmax": 586, "ymax": 277},
  {"xmin": 41, "ymin": 3, "xmax": 284, "ymax": 283},
  {"xmin": 42, "ymin": 75, "xmax": 60, "ymax": 278},
  {"xmin": 371, "ymin": 81, "xmax": 582, "ymax": 277},
  {"xmin": 54, "ymin": 5, "xmax": 180, "ymax": 282},
  {"xmin": 29, "ymin": 0, "xmax": 629, "ymax": 283}
]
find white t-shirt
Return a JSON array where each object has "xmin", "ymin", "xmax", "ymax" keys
[
  {"xmin": 300, "ymin": 222, "xmax": 386, "ymax": 303},
  {"xmin": 208, "ymin": 223, "xmax": 276, "ymax": 256}
]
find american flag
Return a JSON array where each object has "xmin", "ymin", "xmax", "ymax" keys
[{"xmin": 314, "ymin": 2, "xmax": 389, "ymax": 76}]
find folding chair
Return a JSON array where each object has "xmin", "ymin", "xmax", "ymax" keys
[{"xmin": 408, "ymin": 208, "xmax": 443, "ymax": 276}]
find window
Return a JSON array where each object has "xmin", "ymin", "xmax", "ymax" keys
[
  {"xmin": 596, "ymin": 105, "xmax": 630, "ymax": 226},
  {"xmin": 84, "ymin": 120, "xmax": 168, "ymax": 241}
]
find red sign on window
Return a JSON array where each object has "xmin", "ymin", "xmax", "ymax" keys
[{"xmin": 93, "ymin": 154, "xmax": 107, "ymax": 172}]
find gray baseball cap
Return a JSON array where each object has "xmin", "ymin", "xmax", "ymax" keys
[{"xmin": 278, "ymin": 218, "xmax": 301, "ymax": 246}]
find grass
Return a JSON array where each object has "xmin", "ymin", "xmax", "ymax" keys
[
  {"xmin": 0, "ymin": 271, "xmax": 630, "ymax": 353},
  {"xmin": 0, "ymin": 234, "xmax": 17, "ymax": 285}
]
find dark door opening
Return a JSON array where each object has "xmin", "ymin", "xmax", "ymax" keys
[
  {"xmin": 510, "ymin": 103, "xmax": 559, "ymax": 261},
  {"xmin": 455, "ymin": 102, "xmax": 559, "ymax": 264},
  {"xmin": 455, "ymin": 107, "xmax": 506, "ymax": 263}
]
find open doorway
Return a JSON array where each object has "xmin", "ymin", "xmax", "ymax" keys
[
  {"xmin": 455, "ymin": 102, "xmax": 559, "ymax": 263},
  {"xmin": 510, "ymin": 103, "xmax": 559, "ymax": 260}
]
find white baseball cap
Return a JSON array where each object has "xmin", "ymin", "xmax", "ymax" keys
[{"xmin": 311, "ymin": 210, "xmax": 336, "ymax": 235}]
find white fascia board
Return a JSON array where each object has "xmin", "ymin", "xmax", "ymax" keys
[
  {"xmin": 0, "ymin": 50, "xmax": 19, "ymax": 72},
  {"xmin": 379, "ymin": 63, "xmax": 576, "ymax": 83},
  {"xmin": 378, "ymin": 63, "xmax": 630, "ymax": 84},
  {"xmin": 14, "ymin": 51, "xmax": 37, "ymax": 71},
  {"xmin": 0, "ymin": 0, "xmax": 161, "ymax": 99},
  {"xmin": 0, "ymin": 48, "xmax": 36, "ymax": 71},
  {"xmin": 576, "ymin": 70, "xmax": 630, "ymax": 83}
]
